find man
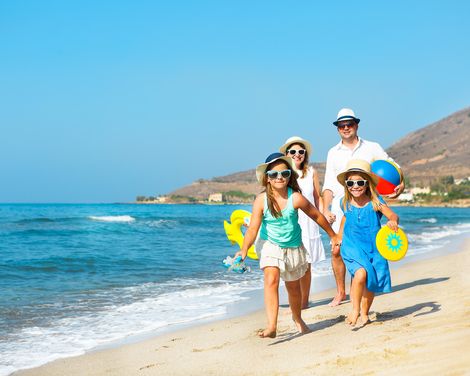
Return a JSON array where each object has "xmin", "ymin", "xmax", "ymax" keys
[{"xmin": 322, "ymin": 108, "xmax": 404, "ymax": 306}]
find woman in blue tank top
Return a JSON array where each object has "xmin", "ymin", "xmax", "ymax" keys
[{"xmin": 235, "ymin": 152, "xmax": 340, "ymax": 339}]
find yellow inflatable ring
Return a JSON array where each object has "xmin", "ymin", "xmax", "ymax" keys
[
  {"xmin": 223, "ymin": 210, "xmax": 258, "ymax": 260},
  {"xmin": 376, "ymin": 226, "xmax": 408, "ymax": 261}
]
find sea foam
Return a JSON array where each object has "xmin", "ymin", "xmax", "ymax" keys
[{"xmin": 88, "ymin": 215, "xmax": 135, "ymax": 222}]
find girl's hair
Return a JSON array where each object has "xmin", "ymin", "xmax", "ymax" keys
[
  {"xmin": 286, "ymin": 143, "xmax": 309, "ymax": 178},
  {"xmin": 261, "ymin": 160, "xmax": 301, "ymax": 218},
  {"xmin": 342, "ymin": 171, "xmax": 382, "ymax": 212}
]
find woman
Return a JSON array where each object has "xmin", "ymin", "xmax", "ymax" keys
[{"xmin": 280, "ymin": 136, "xmax": 326, "ymax": 309}]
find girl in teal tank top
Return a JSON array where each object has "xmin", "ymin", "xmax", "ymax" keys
[
  {"xmin": 259, "ymin": 186, "xmax": 302, "ymax": 248},
  {"xmin": 235, "ymin": 152, "xmax": 340, "ymax": 339}
]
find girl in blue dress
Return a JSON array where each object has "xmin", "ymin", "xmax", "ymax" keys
[
  {"xmin": 337, "ymin": 159, "xmax": 399, "ymax": 327},
  {"xmin": 235, "ymin": 152, "xmax": 340, "ymax": 338}
]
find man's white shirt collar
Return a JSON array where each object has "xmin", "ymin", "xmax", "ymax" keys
[{"xmin": 334, "ymin": 136, "xmax": 363, "ymax": 152}]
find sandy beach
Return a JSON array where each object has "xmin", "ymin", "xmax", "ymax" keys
[{"xmin": 15, "ymin": 238, "xmax": 470, "ymax": 376}]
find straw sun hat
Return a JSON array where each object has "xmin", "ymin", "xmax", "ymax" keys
[
  {"xmin": 336, "ymin": 159, "xmax": 379, "ymax": 187},
  {"xmin": 255, "ymin": 152, "xmax": 295, "ymax": 183},
  {"xmin": 279, "ymin": 136, "xmax": 312, "ymax": 156}
]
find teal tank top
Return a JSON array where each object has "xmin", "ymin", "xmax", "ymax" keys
[{"xmin": 259, "ymin": 187, "xmax": 302, "ymax": 248}]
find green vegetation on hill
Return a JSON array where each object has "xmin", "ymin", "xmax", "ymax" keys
[
  {"xmin": 224, "ymin": 190, "xmax": 256, "ymax": 200},
  {"xmin": 419, "ymin": 176, "xmax": 470, "ymax": 203}
]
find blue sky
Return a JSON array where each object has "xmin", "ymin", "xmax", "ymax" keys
[{"xmin": 1, "ymin": 1, "xmax": 469, "ymax": 203}]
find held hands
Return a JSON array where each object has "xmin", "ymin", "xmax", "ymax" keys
[
  {"xmin": 324, "ymin": 209, "xmax": 336, "ymax": 225},
  {"xmin": 330, "ymin": 234, "xmax": 342, "ymax": 254},
  {"xmin": 386, "ymin": 220, "xmax": 399, "ymax": 232}
]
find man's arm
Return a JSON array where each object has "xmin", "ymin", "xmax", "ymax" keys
[{"xmin": 322, "ymin": 150, "xmax": 337, "ymax": 224}]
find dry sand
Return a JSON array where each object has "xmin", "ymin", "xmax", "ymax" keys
[{"xmin": 15, "ymin": 239, "xmax": 470, "ymax": 376}]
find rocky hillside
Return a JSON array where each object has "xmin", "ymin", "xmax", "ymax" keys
[
  {"xmin": 168, "ymin": 164, "xmax": 326, "ymax": 201},
  {"xmin": 387, "ymin": 106, "xmax": 470, "ymax": 185},
  {"xmin": 167, "ymin": 106, "xmax": 470, "ymax": 201}
]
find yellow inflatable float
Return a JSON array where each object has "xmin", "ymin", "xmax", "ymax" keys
[{"xmin": 223, "ymin": 209, "xmax": 258, "ymax": 260}]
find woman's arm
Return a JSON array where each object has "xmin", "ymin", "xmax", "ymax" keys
[
  {"xmin": 235, "ymin": 194, "xmax": 263, "ymax": 260},
  {"xmin": 312, "ymin": 169, "xmax": 323, "ymax": 212}
]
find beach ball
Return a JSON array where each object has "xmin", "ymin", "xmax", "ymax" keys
[{"xmin": 371, "ymin": 159, "xmax": 402, "ymax": 195}]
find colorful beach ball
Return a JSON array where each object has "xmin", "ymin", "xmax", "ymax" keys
[{"xmin": 371, "ymin": 159, "xmax": 402, "ymax": 195}]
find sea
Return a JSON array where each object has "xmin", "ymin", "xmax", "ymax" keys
[{"xmin": 1, "ymin": 203, "xmax": 469, "ymax": 375}]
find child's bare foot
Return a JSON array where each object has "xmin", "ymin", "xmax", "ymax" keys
[
  {"xmin": 359, "ymin": 314, "xmax": 370, "ymax": 326},
  {"xmin": 328, "ymin": 292, "xmax": 346, "ymax": 307},
  {"xmin": 257, "ymin": 329, "xmax": 276, "ymax": 338},
  {"xmin": 345, "ymin": 311, "xmax": 359, "ymax": 326}
]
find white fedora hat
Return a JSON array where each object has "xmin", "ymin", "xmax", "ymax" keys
[
  {"xmin": 279, "ymin": 136, "xmax": 312, "ymax": 156},
  {"xmin": 337, "ymin": 159, "xmax": 379, "ymax": 187},
  {"xmin": 333, "ymin": 108, "xmax": 360, "ymax": 126},
  {"xmin": 255, "ymin": 152, "xmax": 296, "ymax": 183}
]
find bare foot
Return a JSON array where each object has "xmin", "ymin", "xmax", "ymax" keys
[
  {"xmin": 328, "ymin": 293, "xmax": 346, "ymax": 307},
  {"xmin": 293, "ymin": 318, "xmax": 311, "ymax": 334},
  {"xmin": 359, "ymin": 314, "xmax": 370, "ymax": 327},
  {"xmin": 345, "ymin": 311, "xmax": 359, "ymax": 326},
  {"xmin": 257, "ymin": 329, "xmax": 276, "ymax": 338}
]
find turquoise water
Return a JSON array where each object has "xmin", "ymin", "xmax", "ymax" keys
[{"xmin": 1, "ymin": 204, "xmax": 469, "ymax": 375}]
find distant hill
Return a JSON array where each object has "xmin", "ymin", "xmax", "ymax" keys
[
  {"xmin": 167, "ymin": 106, "xmax": 470, "ymax": 201},
  {"xmin": 168, "ymin": 164, "xmax": 326, "ymax": 201},
  {"xmin": 387, "ymin": 106, "xmax": 470, "ymax": 185}
]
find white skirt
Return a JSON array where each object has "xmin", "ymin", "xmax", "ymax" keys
[
  {"xmin": 256, "ymin": 238, "xmax": 308, "ymax": 282},
  {"xmin": 303, "ymin": 236, "xmax": 326, "ymax": 264}
]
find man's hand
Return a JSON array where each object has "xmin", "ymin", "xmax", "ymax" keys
[
  {"xmin": 323, "ymin": 209, "xmax": 336, "ymax": 224},
  {"xmin": 386, "ymin": 181, "xmax": 405, "ymax": 199}
]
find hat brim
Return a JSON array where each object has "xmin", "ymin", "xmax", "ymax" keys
[
  {"xmin": 337, "ymin": 168, "xmax": 379, "ymax": 187},
  {"xmin": 279, "ymin": 137, "xmax": 312, "ymax": 156},
  {"xmin": 256, "ymin": 155, "xmax": 295, "ymax": 183}
]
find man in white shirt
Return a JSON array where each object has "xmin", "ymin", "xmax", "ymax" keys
[{"xmin": 322, "ymin": 108, "xmax": 404, "ymax": 306}]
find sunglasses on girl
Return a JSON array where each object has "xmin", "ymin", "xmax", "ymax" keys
[
  {"xmin": 287, "ymin": 149, "xmax": 306, "ymax": 156},
  {"xmin": 266, "ymin": 169, "xmax": 291, "ymax": 180},
  {"xmin": 345, "ymin": 179, "xmax": 368, "ymax": 188}
]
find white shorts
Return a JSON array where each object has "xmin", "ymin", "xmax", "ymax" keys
[{"xmin": 256, "ymin": 238, "xmax": 308, "ymax": 282}]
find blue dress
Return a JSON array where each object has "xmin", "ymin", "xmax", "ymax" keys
[{"xmin": 340, "ymin": 199, "xmax": 391, "ymax": 293}]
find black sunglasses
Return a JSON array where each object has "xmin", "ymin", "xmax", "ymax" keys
[
  {"xmin": 287, "ymin": 149, "xmax": 306, "ymax": 156},
  {"xmin": 337, "ymin": 121, "xmax": 357, "ymax": 128},
  {"xmin": 266, "ymin": 169, "xmax": 291, "ymax": 180},
  {"xmin": 345, "ymin": 179, "xmax": 368, "ymax": 188}
]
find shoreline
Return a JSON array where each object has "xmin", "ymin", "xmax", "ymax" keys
[
  {"xmin": 14, "ymin": 236, "xmax": 470, "ymax": 376},
  {"xmin": 133, "ymin": 201, "xmax": 470, "ymax": 208}
]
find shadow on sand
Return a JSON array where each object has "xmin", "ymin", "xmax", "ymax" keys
[
  {"xmin": 274, "ymin": 276, "xmax": 448, "ymax": 341},
  {"xmin": 376, "ymin": 301, "xmax": 441, "ymax": 322},
  {"xmin": 269, "ymin": 315, "xmax": 346, "ymax": 345}
]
